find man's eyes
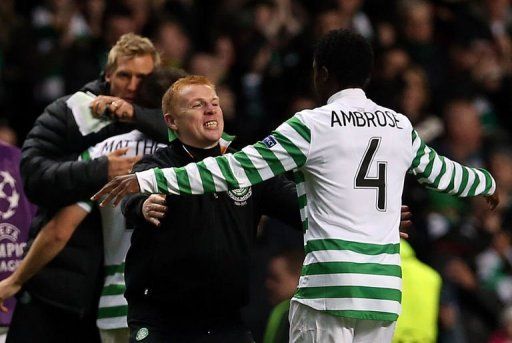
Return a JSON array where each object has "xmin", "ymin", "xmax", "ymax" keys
[
  {"xmin": 116, "ymin": 72, "xmax": 147, "ymax": 79},
  {"xmin": 190, "ymin": 101, "xmax": 219, "ymax": 108},
  {"xmin": 117, "ymin": 72, "xmax": 131, "ymax": 79}
]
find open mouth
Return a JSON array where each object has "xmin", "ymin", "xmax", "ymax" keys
[{"xmin": 204, "ymin": 120, "xmax": 218, "ymax": 129}]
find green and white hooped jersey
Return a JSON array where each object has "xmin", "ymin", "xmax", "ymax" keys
[
  {"xmin": 136, "ymin": 89, "xmax": 496, "ymax": 322},
  {"xmin": 79, "ymin": 130, "xmax": 166, "ymax": 329}
]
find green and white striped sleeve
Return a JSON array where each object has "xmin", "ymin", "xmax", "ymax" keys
[
  {"xmin": 410, "ymin": 130, "xmax": 496, "ymax": 196},
  {"xmin": 136, "ymin": 115, "xmax": 312, "ymax": 195}
]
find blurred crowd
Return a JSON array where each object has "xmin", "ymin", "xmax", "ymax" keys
[{"xmin": 1, "ymin": 0, "xmax": 512, "ymax": 342}]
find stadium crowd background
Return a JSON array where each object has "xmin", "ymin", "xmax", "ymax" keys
[{"xmin": 0, "ymin": 0, "xmax": 512, "ymax": 342}]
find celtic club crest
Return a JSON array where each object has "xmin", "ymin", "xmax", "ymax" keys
[{"xmin": 228, "ymin": 187, "xmax": 252, "ymax": 206}]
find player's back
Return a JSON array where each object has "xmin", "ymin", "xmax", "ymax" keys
[
  {"xmin": 298, "ymin": 88, "xmax": 413, "ymax": 245},
  {"xmin": 293, "ymin": 88, "xmax": 413, "ymax": 320}
]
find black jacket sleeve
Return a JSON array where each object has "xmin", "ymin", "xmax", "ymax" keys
[
  {"xmin": 257, "ymin": 174, "xmax": 302, "ymax": 230},
  {"xmin": 20, "ymin": 97, "xmax": 126, "ymax": 207},
  {"xmin": 132, "ymin": 105, "xmax": 168, "ymax": 143}
]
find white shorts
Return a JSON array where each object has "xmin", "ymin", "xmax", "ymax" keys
[
  {"xmin": 0, "ymin": 326, "xmax": 6, "ymax": 343},
  {"xmin": 289, "ymin": 300, "xmax": 396, "ymax": 343}
]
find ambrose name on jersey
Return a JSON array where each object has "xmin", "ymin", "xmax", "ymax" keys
[{"xmin": 331, "ymin": 109, "xmax": 404, "ymax": 129}]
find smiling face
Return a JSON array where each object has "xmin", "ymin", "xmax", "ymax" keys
[{"xmin": 165, "ymin": 84, "xmax": 224, "ymax": 148}]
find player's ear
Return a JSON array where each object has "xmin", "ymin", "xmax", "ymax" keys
[
  {"xmin": 164, "ymin": 113, "xmax": 178, "ymax": 131},
  {"xmin": 320, "ymin": 66, "xmax": 329, "ymax": 83},
  {"xmin": 104, "ymin": 67, "xmax": 113, "ymax": 83}
]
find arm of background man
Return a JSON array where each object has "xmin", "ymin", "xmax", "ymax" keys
[
  {"xmin": 21, "ymin": 154, "xmax": 108, "ymax": 208},
  {"xmin": 90, "ymin": 96, "xmax": 168, "ymax": 143},
  {"xmin": 0, "ymin": 204, "xmax": 87, "ymax": 312},
  {"xmin": 136, "ymin": 115, "xmax": 312, "ymax": 195},
  {"xmin": 131, "ymin": 105, "xmax": 168, "ymax": 143},
  {"xmin": 21, "ymin": 99, "xmax": 111, "ymax": 207},
  {"xmin": 409, "ymin": 130, "xmax": 498, "ymax": 208}
]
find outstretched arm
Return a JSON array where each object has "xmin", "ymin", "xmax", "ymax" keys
[
  {"xmin": 410, "ymin": 130, "xmax": 499, "ymax": 209},
  {"xmin": 0, "ymin": 205, "xmax": 88, "ymax": 312},
  {"xmin": 139, "ymin": 116, "xmax": 311, "ymax": 194},
  {"xmin": 89, "ymin": 95, "xmax": 168, "ymax": 143},
  {"xmin": 93, "ymin": 115, "xmax": 312, "ymax": 206}
]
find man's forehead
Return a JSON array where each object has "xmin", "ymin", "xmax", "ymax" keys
[
  {"xmin": 179, "ymin": 84, "xmax": 217, "ymax": 101},
  {"xmin": 113, "ymin": 55, "xmax": 154, "ymax": 74}
]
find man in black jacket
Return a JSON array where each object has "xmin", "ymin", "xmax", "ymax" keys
[
  {"xmin": 10, "ymin": 33, "xmax": 167, "ymax": 343},
  {"xmin": 121, "ymin": 75, "xmax": 301, "ymax": 343}
]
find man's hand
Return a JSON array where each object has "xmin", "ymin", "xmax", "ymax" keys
[
  {"xmin": 89, "ymin": 95, "xmax": 135, "ymax": 122},
  {"xmin": 92, "ymin": 174, "xmax": 140, "ymax": 207},
  {"xmin": 399, "ymin": 205, "xmax": 412, "ymax": 239},
  {"xmin": 486, "ymin": 192, "xmax": 500, "ymax": 210},
  {"xmin": 107, "ymin": 148, "xmax": 141, "ymax": 181},
  {"xmin": 0, "ymin": 277, "xmax": 21, "ymax": 313},
  {"xmin": 142, "ymin": 194, "xmax": 167, "ymax": 226},
  {"xmin": 445, "ymin": 258, "xmax": 477, "ymax": 290}
]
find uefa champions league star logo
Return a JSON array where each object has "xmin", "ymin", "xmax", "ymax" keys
[{"xmin": 0, "ymin": 170, "xmax": 19, "ymax": 220}]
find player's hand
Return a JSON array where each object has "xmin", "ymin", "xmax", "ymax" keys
[
  {"xmin": 399, "ymin": 205, "xmax": 412, "ymax": 239},
  {"xmin": 107, "ymin": 148, "xmax": 141, "ymax": 181},
  {"xmin": 0, "ymin": 277, "xmax": 21, "ymax": 313},
  {"xmin": 90, "ymin": 95, "xmax": 135, "ymax": 122},
  {"xmin": 92, "ymin": 174, "xmax": 141, "ymax": 207},
  {"xmin": 485, "ymin": 192, "xmax": 500, "ymax": 210},
  {"xmin": 142, "ymin": 194, "xmax": 167, "ymax": 226}
]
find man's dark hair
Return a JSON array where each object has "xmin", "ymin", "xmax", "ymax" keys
[
  {"xmin": 136, "ymin": 67, "xmax": 188, "ymax": 108},
  {"xmin": 314, "ymin": 29, "xmax": 374, "ymax": 88}
]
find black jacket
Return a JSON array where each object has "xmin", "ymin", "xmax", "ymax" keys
[
  {"xmin": 122, "ymin": 139, "xmax": 300, "ymax": 329},
  {"xmin": 20, "ymin": 78, "xmax": 167, "ymax": 315}
]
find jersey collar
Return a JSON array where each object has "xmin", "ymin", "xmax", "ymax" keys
[{"xmin": 327, "ymin": 88, "xmax": 367, "ymax": 104}]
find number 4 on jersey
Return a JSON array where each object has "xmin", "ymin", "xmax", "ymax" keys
[{"xmin": 355, "ymin": 137, "xmax": 387, "ymax": 211}]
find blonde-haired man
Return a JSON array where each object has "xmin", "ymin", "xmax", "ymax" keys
[{"xmin": 14, "ymin": 33, "xmax": 166, "ymax": 343}]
